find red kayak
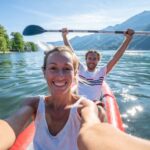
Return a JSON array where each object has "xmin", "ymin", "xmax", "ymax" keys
[
  {"xmin": 102, "ymin": 81, "xmax": 124, "ymax": 131},
  {"xmin": 10, "ymin": 81, "xmax": 124, "ymax": 149}
]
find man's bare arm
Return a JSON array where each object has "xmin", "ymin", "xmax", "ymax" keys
[
  {"xmin": 106, "ymin": 29, "xmax": 134, "ymax": 74},
  {"xmin": 62, "ymin": 28, "xmax": 74, "ymax": 52}
]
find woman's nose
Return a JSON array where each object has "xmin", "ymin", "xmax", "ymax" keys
[{"xmin": 57, "ymin": 70, "xmax": 65, "ymax": 77}]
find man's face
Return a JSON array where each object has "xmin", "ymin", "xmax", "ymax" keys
[{"xmin": 86, "ymin": 52, "xmax": 100, "ymax": 72}]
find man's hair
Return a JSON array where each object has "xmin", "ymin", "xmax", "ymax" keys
[{"xmin": 85, "ymin": 50, "xmax": 100, "ymax": 61}]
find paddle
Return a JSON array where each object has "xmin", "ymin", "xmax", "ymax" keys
[{"xmin": 23, "ymin": 25, "xmax": 150, "ymax": 36}]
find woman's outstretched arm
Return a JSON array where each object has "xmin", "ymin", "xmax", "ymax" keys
[
  {"xmin": 78, "ymin": 99, "xmax": 150, "ymax": 150},
  {"xmin": 0, "ymin": 97, "xmax": 39, "ymax": 150}
]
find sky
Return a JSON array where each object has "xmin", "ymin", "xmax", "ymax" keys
[{"xmin": 1, "ymin": 0, "xmax": 150, "ymax": 42}]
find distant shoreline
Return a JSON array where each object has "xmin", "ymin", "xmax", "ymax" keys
[
  {"xmin": 0, "ymin": 51, "xmax": 39, "ymax": 54},
  {"xmin": 0, "ymin": 51, "xmax": 12, "ymax": 54}
]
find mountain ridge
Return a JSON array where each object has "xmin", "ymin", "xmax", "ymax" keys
[{"xmin": 48, "ymin": 11, "xmax": 150, "ymax": 50}]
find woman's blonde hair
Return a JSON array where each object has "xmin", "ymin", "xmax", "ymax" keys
[{"xmin": 43, "ymin": 46, "xmax": 78, "ymax": 71}]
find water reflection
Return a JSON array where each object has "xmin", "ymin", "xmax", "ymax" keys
[
  {"xmin": 0, "ymin": 50, "xmax": 150, "ymax": 139},
  {"xmin": 121, "ymin": 88, "xmax": 138, "ymax": 102},
  {"xmin": 127, "ymin": 105, "xmax": 143, "ymax": 116}
]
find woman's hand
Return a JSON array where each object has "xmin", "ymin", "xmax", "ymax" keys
[
  {"xmin": 78, "ymin": 98, "xmax": 101, "ymax": 127},
  {"xmin": 77, "ymin": 98, "xmax": 102, "ymax": 150}
]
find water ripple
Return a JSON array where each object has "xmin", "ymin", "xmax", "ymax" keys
[{"xmin": 0, "ymin": 50, "xmax": 150, "ymax": 139}]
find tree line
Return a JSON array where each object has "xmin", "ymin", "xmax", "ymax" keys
[{"xmin": 0, "ymin": 24, "xmax": 38, "ymax": 53}]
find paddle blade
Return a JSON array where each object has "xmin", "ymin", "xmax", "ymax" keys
[{"xmin": 23, "ymin": 25, "xmax": 46, "ymax": 36}]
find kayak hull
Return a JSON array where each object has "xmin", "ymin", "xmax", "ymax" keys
[{"xmin": 102, "ymin": 81, "xmax": 124, "ymax": 131}]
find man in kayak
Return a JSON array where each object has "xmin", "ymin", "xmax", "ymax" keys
[{"xmin": 62, "ymin": 28, "xmax": 134, "ymax": 101}]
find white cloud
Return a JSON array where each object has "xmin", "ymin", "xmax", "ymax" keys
[
  {"xmin": 12, "ymin": 5, "xmax": 53, "ymax": 19},
  {"xmin": 20, "ymin": 2, "xmax": 149, "ymax": 42},
  {"xmin": 42, "ymin": 13, "xmax": 121, "ymax": 29}
]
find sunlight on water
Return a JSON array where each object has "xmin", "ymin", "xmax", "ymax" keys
[
  {"xmin": 121, "ymin": 113, "xmax": 128, "ymax": 118},
  {"xmin": 0, "ymin": 50, "xmax": 150, "ymax": 139},
  {"xmin": 125, "ymin": 51, "xmax": 146, "ymax": 56},
  {"xmin": 123, "ymin": 123, "xmax": 129, "ymax": 129},
  {"xmin": 121, "ymin": 114, "xmax": 129, "ymax": 129},
  {"xmin": 121, "ymin": 88, "xmax": 138, "ymax": 102},
  {"xmin": 127, "ymin": 105, "xmax": 143, "ymax": 117}
]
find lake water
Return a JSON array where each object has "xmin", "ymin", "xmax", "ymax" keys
[{"xmin": 0, "ymin": 50, "xmax": 150, "ymax": 139}]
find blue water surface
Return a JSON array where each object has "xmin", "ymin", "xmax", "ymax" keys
[{"xmin": 0, "ymin": 50, "xmax": 150, "ymax": 139}]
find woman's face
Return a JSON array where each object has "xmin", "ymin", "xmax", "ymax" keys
[{"xmin": 43, "ymin": 51, "xmax": 75, "ymax": 96}]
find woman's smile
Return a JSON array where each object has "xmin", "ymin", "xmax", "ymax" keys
[{"xmin": 52, "ymin": 80, "xmax": 67, "ymax": 87}]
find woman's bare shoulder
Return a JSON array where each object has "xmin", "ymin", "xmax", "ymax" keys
[{"xmin": 21, "ymin": 96, "xmax": 40, "ymax": 109}]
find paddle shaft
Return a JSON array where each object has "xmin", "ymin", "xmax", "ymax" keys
[
  {"xmin": 23, "ymin": 25, "xmax": 150, "ymax": 36},
  {"xmin": 45, "ymin": 29, "xmax": 150, "ymax": 35}
]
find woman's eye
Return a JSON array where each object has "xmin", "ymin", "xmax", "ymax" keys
[
  {"xmin": 49, "ymin": 67, "xmax": 57, "ymax": 70},
  {"xmin": 65, "ymin": 68, "xmax": 70, "ymax": 70},
  {"xmin": 64, "ymin": 67, "xmax": 72, "ymax": 71}
]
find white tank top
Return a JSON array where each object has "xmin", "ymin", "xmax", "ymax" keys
[{"xmin": 33, "ymin": 96, "xmax": 81, "ymax": 150}]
